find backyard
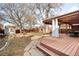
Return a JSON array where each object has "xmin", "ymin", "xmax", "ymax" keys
[
  {"xmin": 0, "ymin": 3, "xmax": 79, "ymax": 56},
  {"xmin": 0, "ymin": 32, "xmax": 44, "ymax": 56}
]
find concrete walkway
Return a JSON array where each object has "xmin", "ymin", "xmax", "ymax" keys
[
  {"xmin": 24, "ymin": 35, "xmax": 47, "ymax": 56},
  {"xmin": 15, "ymin": 33, "xmax": 33, "ymax": 38}
]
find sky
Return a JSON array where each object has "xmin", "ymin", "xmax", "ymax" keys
[{"xmin": 59, "ymin": 3, "xmax": 79, "ymax": 15}]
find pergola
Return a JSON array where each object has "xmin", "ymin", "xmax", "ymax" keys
[{"xmin": 43, "ymin": 10, "xmax": 79, "ymax": 37}]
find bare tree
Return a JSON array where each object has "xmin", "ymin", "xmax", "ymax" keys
[
  {"xmin": 35, "ymin": 3, "xmax": 63, "ymax": 20},
  {"xmin": 0, "ymin": 4, "xmax": 28, "ymax": 29},
  {"xmin": 0, "ymin": 3, "xmax": 38, "ymax": 29},
  {"xmin": 0, "ymin": 3, "xmax": 63, "ymax": 30},
  {"xmin": 23, "ymin": 3, "xmax": 38, "ymax": 29}
]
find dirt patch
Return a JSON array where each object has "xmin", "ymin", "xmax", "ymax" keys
[{"xmin": 0, "ymin": 36, "xmax": 32, "ymax": 56}]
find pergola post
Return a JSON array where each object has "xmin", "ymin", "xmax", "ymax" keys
[
  {"xmin": 45, "ymin": 25, "xmax": 49, "ymax": 33},
  {"xmin": 52, "ymin": 19, "xmax": 55, "ymax": 37},
  {"xmin": 52, "ymin": 18, "xmax": 59, "ymax": 37},
  {"xmin": 55, "ymin": 19, "xmax": 59, "ymax": 37},
  {"xmin": 45, "ymin": 25, "xmax": 48, "ymax": 33}
]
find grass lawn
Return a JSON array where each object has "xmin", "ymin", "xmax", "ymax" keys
[
  {"xmin": 29, "ymin": 32, "xmax": 44, "ymax": 36},
  {"xmin": 0, "ymin": 32, "xmax": 43, "ymax": 56},
  {"xmin": 0, "ymin": 37, "xmax": 7, "ymax": 48},
  {"xmin": 0, "ymin": 36, "xmax": 32, "ymax": 56}
]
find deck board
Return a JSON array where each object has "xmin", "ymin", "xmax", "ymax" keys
[
  {"xmin": 70, "ymin": 43, "xmax": 79, "ymax": 56},
  {"xmin": 65, "ymin": 42, "xmax": 76, "ymax": 55},
  {"xmin": 37, "ymin": 34, "xmax": 79, "ymax": 56},
  {"xmin": 62, "ymin": 40, "xmax": 75, "ymax": 52},
  {"xmin": 37, "ymin": 43, "xmax": 59, "ymax": 56},
  {"xmin": 75, "ymin": 47, "xmax": 79, "ymax": 56}
]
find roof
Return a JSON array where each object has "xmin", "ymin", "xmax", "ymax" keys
[
  {"xmin": 5, "ymin": 23, "xmax": 16, "ymax": 28},
  {"xmin": 5, "ymin": 23, "xmax": 16, "ymax": 27},
  {"xmin": 43, "ymin": 10, "xmax": 79, "ymax": 25}
]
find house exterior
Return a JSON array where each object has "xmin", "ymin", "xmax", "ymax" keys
[
  {"xmin": 43, "ymin": 10, "xmax": 79, "ymax": 37},
  {"xmin": 37, "ymin": 10, "xmax": 79, "ymax": 56}
]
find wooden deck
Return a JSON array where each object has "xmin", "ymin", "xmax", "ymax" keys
[{"xmin": 37, "ymin": 34, "xmax": 79, "ymax": 56}]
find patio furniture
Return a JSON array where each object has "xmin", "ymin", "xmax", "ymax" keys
[{"xmin": 68, "ymin": 31, "xmax": 79, "ymax": 37}]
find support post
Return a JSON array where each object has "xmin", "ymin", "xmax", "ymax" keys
[
  {"xmin": 52, "ymin": 19, "xmax": 59, "ymax": 37},
  {"xmin": 52, "ymin": 19, "xmax": 55, "ymax": 37},
  {"xmin": 55, "ymin": 19, "xmax": 59, "ymax": 37}
]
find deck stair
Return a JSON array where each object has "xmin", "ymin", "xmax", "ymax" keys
[{"xmin": 37, "ymin": 36, "xmax": 79, "ymax": 56}]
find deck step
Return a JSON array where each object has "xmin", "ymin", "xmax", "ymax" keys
[
  {"xmin": 40, "ymin": 39, "xmax": 79, "ymax": 56},
  {"xmin": 40, "ymin": 42, "xmax": 68, "ymax": 56},
  {"xmin": 36, "ymin": 36, "xmax": 79, "ymax": 56},
  {"xmin": 37, "ymin": 43, "xmax": 59, "ymax": 56}
]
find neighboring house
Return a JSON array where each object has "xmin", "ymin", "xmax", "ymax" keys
[
  {"xmin": 5, "ymin": 24, "xmax": 16, "ymax": 35},
  {"xmin": 38, "ymin": 25, "xmax": 51, "ymax": 34},
  {"xmin": 0, "ymin": 22, "xmax": 16, "ymax": 35}
]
